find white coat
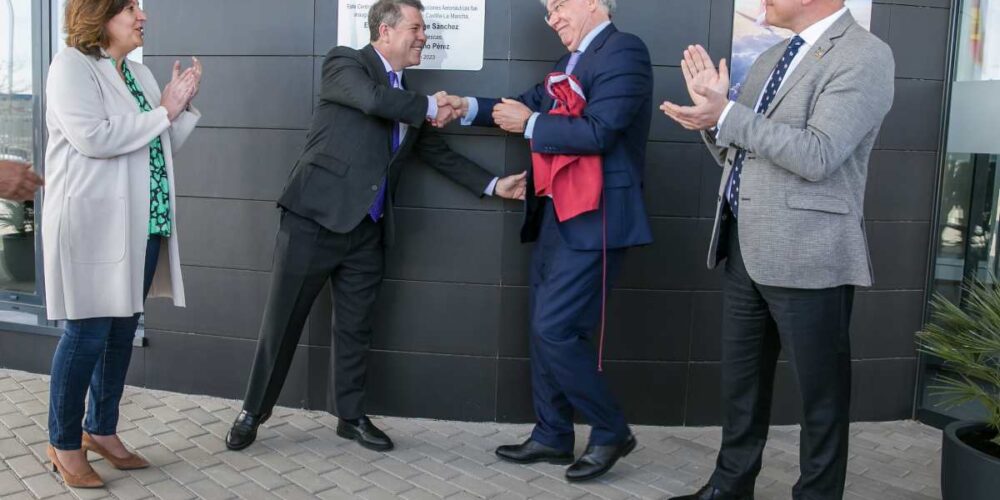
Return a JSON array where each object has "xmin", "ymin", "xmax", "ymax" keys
[{"xmin": 42, "ymin": 47, "xmax": 200, "ymax": 320}]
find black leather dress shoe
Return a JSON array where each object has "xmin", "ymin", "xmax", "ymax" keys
[
  {"xmin": 565, "ymin": 434, "xmax": 636, "ymax": 482},
  {"xmin": 495, "ymin": 439, "xmax": 574, "ymax": 465},
  {"xmin": 225, "ymin": 409, "xmax": 271, "ymax": 451},
  {"xmin": 670, "ymin": 484, "xmax": 753, "ymax": 500},
  {"xmin": 336, "ymin": 416, "xmax": 394, "ymax": 451}
]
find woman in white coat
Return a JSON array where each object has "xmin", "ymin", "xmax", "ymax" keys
[{"xmin": 43, "ymin": 0, "xmax": 201, "ymax": 488}]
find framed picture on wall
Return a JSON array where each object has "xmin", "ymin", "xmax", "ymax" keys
[{"xmin": 729, "ymin": 0, "xmax": 872, "ymax": 99}]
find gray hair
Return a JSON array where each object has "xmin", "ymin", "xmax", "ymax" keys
[
  {"xmin": 539, "ymin": 0, "xmax": 615, "ymax": 17},
  {"xmin": 369, "ymin": 0, "xmax": 424, "ymax": 42}
]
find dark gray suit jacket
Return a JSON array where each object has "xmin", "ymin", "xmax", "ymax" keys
[{"xmin": 279, "ymin": 44, "xmax": 494, "ymax": 245}]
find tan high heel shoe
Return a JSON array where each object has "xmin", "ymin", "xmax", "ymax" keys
[
  {"xmin": 46, "ymin": 445, "xmax": 104, "ymax": 489},
  {"xmin": 82, "ymin": 432, "xmax": 150, "ymax": 470}
]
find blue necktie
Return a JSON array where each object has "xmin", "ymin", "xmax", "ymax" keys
[
  {"xmin": 369, "ymin": 71, "xmax": 400, "ymax": 221},
  {"xmin": 725, "ymin": 36, "xmax": 805, "ymax": 218}
]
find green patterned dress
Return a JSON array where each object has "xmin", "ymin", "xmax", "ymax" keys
[{"xmin": 114, "ymin": 58, "xmax": 172, "ymax": 237}]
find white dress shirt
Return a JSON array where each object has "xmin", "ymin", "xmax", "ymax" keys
[
  {"xmin": 717, "ymin": 6, "xmax": 850, "ymax": 131},
  {"xmin": 374, "ymin": 48, "xmax": 498, "ymax": 195}
]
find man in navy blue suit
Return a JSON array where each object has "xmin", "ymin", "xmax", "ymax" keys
[{"xmin": 451, "ymin": 0, "xmax": 652, "ymax": 483}]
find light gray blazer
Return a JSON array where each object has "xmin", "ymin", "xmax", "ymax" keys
[{"xmin": 703, "ymin": 12, "xmax": 895, "ymax": 289}]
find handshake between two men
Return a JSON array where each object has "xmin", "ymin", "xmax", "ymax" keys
[
  {"xmin": 425, "ymin": 91, "xmax": 529, "ymax": 201},
  {"xmin": 428, "ymin": 92, "xmax": 535, "ymax": 136}
]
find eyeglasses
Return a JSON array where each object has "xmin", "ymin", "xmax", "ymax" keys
[{"xmin": 544, "ymin": 0, "xmax": 570, "ymax": 22}]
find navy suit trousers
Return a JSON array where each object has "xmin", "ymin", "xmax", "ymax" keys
[{"xmin": 528, "ymin": 200, "xmax": 630, "ymax": 451}]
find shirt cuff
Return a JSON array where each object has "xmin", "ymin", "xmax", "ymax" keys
[
  {"xmin": 426, "ymin": 96, "xmax": 438, "ymax": 121},
  {"xmin": 524, "ymin": 112, "xmax": 540, "ymax": 139},
  {"xmin": 461, "ymin": 97, "xmax": 479, "ymax": 126},
  {"xmin": 484, "ymin": 176, "xmax": 499, "ymax": 196},
  {"xmin": 717, "ymin": 101, "xmax": 736, "ymax": 133}
]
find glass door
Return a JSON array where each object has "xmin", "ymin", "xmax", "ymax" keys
[
  {"xmin": 919, "ymin": 0, "xmax": 1000, "ymax": 425},
  {"xmin": 0, "ymin": 0, "xmax": 46, "ymax": 327}
]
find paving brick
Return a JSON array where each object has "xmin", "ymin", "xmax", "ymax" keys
[
  {"xmin": 316, "ymin": 487, "xmax": 361, "ymax": 499},
  {"xmin": 285, "ymin": 467, "xmax": 337, "ymax": 494},
  {"xmin": 156, "ymin": 431, "xmax": 198, "ymax": 453},
  {"xmin": 230, "ymin": 481, "xmax": 281, "ymax": 500},
  {"xmin": 11, "ymin": 424, "xmax": 47, "ymax": 446},
  {"xmin": 288, "ymin": 451, "xmax": 339, "ymax": 475},
  {"xmin": 170, "ymin": 419, "xmax": 210, "ymax": 440},
  {"xmin": 529, "ymin": 475, "xmax": 589, "ymax": 499},
  {"xmin": 321, "ymin": 468, "xmax": 373, "ymax": 494},
  {"xmin": 255, "ymin": 449, "xmax": 303, "ymax": 474},
  {"xmin": 0, "ymin": 369, "xmax": 948, "ymax": 500},
  {"xmin": 243, "ymin": 465, "xmax": 291, "ymax": 491},
  {"xmin": 200, "ymin": 464, "xmax": 245, "ymax": 489},
  {"xmin": 356, "ymin": 486, "xmax": 402, "ymax": 500},
  {"xmin": 0, "ymin": 470, "xmax": 27, "ymax": 496},
  {"xmin": 126, "ymin": 465, "xmax": 171, "ymax": 486},
  {"xmin": 7, "ymin": 453, "xmax": 47, "ymax": 479},
  {"xmin": 147, "ymin": 479, "xmax": 196, "ymax": 500},
  {"xmin": 22, "ymin": 471, "xmax": 66, "ymax": 499},
  {"xmin": 362, "ymin": 469, "xmax": 413, "ymax": 495},
  {"xmin": 270, "ymin": 483, "xmax": 319, "ymax": 500},
  {"xmin": 160, "ymin": 460, "xmax": 208, "ymax": 486},
  {"xmin": 398, "ymin": 486, "xmax": 443, "ymax": 500},
  {"xmin": 486, "ymin": 470, "xmax": 549, "ymax": 498},
  {"xmin": 177, "ymin": 446, "xmax": 223, "ymax": 470},
  {"xmin": 186, "ymin": 478, "xmax": 237, "ymax": 500},
  {"xmin": 107, "ymin": 476, "xmax": 156, "ymax": 500},
  {"xmin": 0, "ymin": 412, "xmax": 35, "ymax": 429},
  {"xmin": 0, "ymin": 437, "xmax": 29, "ymax": 459}
]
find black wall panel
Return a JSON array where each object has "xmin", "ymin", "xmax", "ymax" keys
[{"xmin": 0, "ymin": 0, "xmax": 949, "ymax": 426}]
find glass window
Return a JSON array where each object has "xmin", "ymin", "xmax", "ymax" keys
[
  {"xmin": 919, "ymin": 0, "xmax": 1000, "ymax": 425},
  {"xmin": 955, "ymin": 0, "xmax": 1000, "ymax": 81},
  {"xmin": 0, "ymin": 0, "xmax": 40, "ymax": 308}
]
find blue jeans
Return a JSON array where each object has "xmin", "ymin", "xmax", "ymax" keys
[{"xmin": 48, "ymin": 236, "xmax": 161, "ymax": 450}]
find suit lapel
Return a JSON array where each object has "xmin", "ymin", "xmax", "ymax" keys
[
  {"xmin": 362, "ymin": 45, "xmax": 410, "ymax": 157},
  {"xmin": 94, "ymin": 54, "xmax": 140, "ymax": 104},
  {"xmin": 765, "ymin": 12, "xmax": 855, "ymax": 117},
  {"xmin": 570, "ymin": 24, "xmax": 616, "ymax": 81},
  {"xmin": 361, "ymin": 45, "xmax": 391, "ymax": 86},
  {"xmin": 738, "ymin": 45, "xmax": 782, "ymax": 108},
  {"xmin": 543, "ymin": 24, "xmax": 617, "ymax": 108},
  {"xmin": 543, "ymin": 52, "xmax": 574, "ymax": 110}
]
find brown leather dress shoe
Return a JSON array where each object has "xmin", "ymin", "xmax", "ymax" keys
[
  {"xmin": 82, "ymin": 432, "xmax": 150, "ymax": 470},
  {"xmin": 47, "ymin": 445, "xmax": 104, "ymax": 489}
]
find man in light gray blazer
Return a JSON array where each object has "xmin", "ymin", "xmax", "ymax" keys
[{"xmin": 661, "ymin": 1, "xmax": 895, "ymax": 499}]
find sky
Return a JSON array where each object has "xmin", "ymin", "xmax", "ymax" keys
[{"xmin": 0, "ymin": 0, "xmax": 33, "ymax": 93}]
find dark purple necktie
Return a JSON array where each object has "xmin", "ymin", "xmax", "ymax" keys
[
  {"xmin": 369, "ymin": 71, "xmax": 400, "ymax": 221},
  {"xmin": 725, "ymin": 36, "xmax": 805, "ymax": 218}
]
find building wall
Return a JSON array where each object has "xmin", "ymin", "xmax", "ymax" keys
[{"xmin": 0, "ymin": 0, "xmax": 951, "ymax": 425}]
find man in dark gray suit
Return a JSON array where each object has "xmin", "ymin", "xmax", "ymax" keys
[
  {"xmin": 661, "ymin": 1, "xmax": 895, "ymax": 499},
  {"xmin": 225, "ymin": 0, "xmax": 525, "ymax": 452}
]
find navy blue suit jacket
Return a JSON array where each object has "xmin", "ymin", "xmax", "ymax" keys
[{"xmin": 474, "ymin": 25, "xmax": 653, "ymax": 251}]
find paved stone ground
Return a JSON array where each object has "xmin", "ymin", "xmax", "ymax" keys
[{"xmin": 0, "ymin": 369, "xmax": 942, "ymax": 499}]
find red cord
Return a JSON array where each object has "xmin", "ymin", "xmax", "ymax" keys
[{"xmin": 597, "ymin": 194, "xmax": 607, "ymax": 372}]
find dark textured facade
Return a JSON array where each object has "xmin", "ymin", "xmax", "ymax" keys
[{"xmin": 0, "ymin": 0, "xmax": 951, "ymax": 426}]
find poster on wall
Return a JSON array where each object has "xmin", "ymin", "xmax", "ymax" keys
[
  {"xmin": 337, "ymin": 0, "xmax": 485, "ymax": 71},
  {"xmin": 980, "ymin": 0, "xmax": 1000, "ymax": 80},
  {"xmin": 730, "ymin": 0, "xmax": 872, "ymax": 98}
]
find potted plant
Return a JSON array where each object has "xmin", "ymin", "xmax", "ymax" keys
[
  {"xmin": 0, "ymin": 198, "xmax": 34, "ymax": 283},
  {"xmin": 916, "ymin": 279, "xmax": 1000, "ymax": 500}
]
